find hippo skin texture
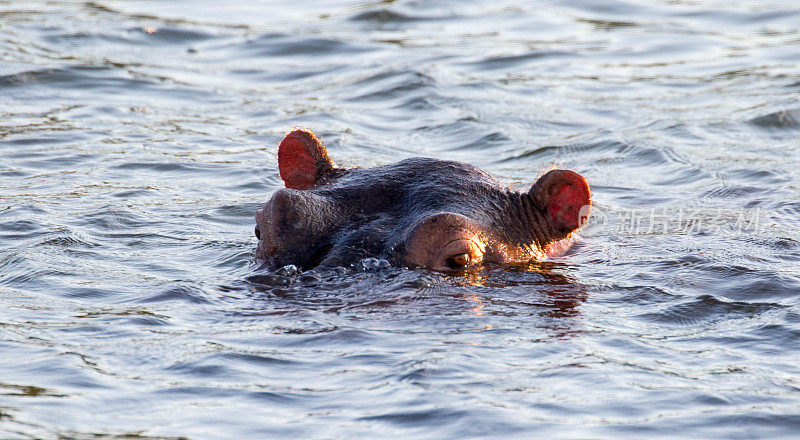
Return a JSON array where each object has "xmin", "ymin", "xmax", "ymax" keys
[{"xmin": 255, "ymin": 129, "xmax": 591, "ymax": 272}]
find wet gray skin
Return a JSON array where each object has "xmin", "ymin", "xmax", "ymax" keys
[{"xmin": 255, "ymin": 129, "xmax": 591, "ymax": 272}]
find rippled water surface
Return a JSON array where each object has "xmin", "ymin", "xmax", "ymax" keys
[{"xmin": 2, "ymin": 0, "xmax": 800, "ymax": 438}]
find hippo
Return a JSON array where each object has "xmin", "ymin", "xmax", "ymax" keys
[{"xmin": 255, "ymin": 129, "xmax": 591, "ymax": 272}]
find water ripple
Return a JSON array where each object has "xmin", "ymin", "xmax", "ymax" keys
[{"xmin": 2, "ymin": 0, "xmax": 800, "ymax": 438}]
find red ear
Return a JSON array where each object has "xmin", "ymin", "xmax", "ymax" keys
[
  {"xmin": 529, "ymin": 169, "xmax": 591, "ymax": 233},
  {"xmin": 278, "ymin": 129, "xmax": 335, "ymax": 190}
]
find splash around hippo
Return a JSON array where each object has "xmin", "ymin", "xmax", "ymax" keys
[{"xmin": 254, "ymin": 129, "xmax": 591, "ymax": 272}]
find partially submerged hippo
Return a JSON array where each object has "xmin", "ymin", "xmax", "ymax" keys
[{"xmin": 255, "ymin": 129, "xmax": 591, "ymax": 272}]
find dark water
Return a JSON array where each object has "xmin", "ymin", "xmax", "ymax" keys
[{"xmin": 2, "ymin": 0, "xmax": 800, "ymax": 438}]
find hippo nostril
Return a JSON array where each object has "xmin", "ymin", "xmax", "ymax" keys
[
  {"xmin": 254, "ymin": 226, "xmax": 261, "ymax": 240},
  {"xmin": 446, "ymin": 253, "xmax": 470, "ymax": 270}
]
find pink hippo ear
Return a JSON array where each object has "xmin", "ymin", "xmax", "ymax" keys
[
  {"xmin": 529, "ymin": 169, "xmax": 591, "ymax": 234},
  {"xmin": 278, "ymin": 129, "xmax": 335, "ymax": 190}
]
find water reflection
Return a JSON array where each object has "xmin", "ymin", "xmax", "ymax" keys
[
  {"xmin": 245, "ymin": 260, "xmax": 588, "ymax": 325},
  {"xmin": 0, "ymin": 382, "xmax": 62, "ymax": 398},
  {"xmin": 450, "ymin": 262, "xmax": 588, "ymax": 317}
]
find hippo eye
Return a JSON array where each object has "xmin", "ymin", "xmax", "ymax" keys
[
  {"xmin": 446, "ymin": 253, "xmax": 470, "ymax": 270},
  {"xmin": 254, "ymin": 226, "xmax": 261, "ymax": 240}
]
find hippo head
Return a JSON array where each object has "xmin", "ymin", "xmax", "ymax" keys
[{"xmin": 255, "ymin": 129, "xmax": 591, "ymax": 272}]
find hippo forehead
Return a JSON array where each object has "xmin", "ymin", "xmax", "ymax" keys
[{"xmin": 315, "ymin": 157, "xmax": 506, "ymax": 219}]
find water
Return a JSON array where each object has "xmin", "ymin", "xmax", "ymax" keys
[{"xmin": 2, "ymin": 0, "xmax": 800, "ymax": 438}]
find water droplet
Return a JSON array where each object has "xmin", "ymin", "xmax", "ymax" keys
[
  {"xmin": 357, "ymin": 258, "xmax": 391, "ymax": 271},
  {"xmin": 276, "ymin": 264, "xmax": 300, "ymax": 277}
]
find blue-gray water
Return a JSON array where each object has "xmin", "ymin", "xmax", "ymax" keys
[{"xmin": 2, "ymin": 1, "xmax": 800, "ymax": 439}]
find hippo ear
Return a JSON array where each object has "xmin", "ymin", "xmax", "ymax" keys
[
  {"xmin": 278, "ymin": 129, "xmax": 335, "ymax": 190},
  {"xmin": 528, "ymin": 169, "xmax": 591, "ymax": 234}
]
